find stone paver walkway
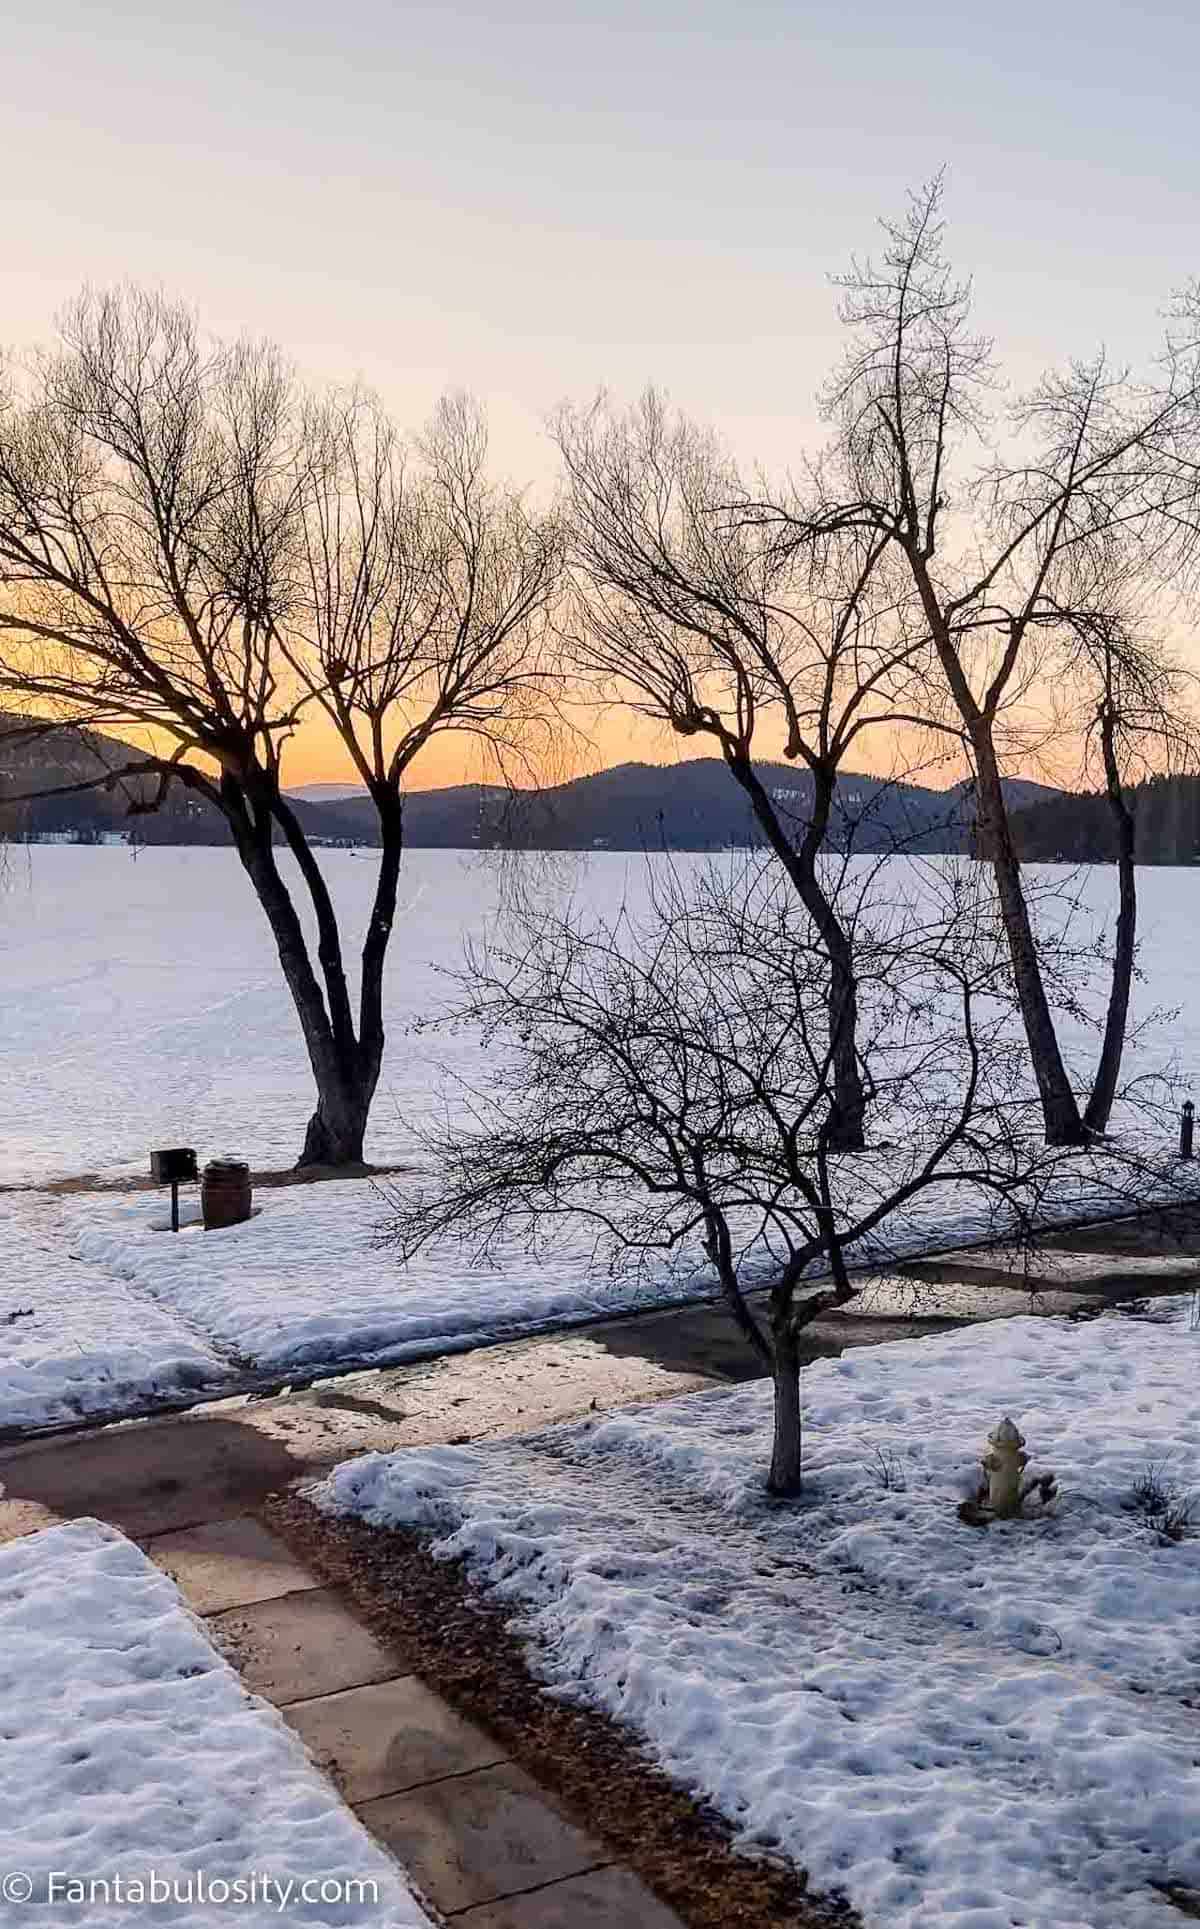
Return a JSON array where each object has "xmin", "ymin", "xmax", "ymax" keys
[{"xmin": 145, "ymin": 1512, "xmax": 685, "ymax": 1928}]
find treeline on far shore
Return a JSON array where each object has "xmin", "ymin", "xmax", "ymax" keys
[{"xmin": 1010, "ymin": 773, "xmax": 1200, "ymax": 865}]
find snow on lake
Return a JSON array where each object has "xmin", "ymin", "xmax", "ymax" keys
[
  {"xmin": 0, "ymin": 844, "xmax": 515, "ymax": 1185},
  {"xmin": 3, "ymin": 845, "xmax": 1200, "ymax": 1186},
  {"xmin": 0, "ymin": 1518, "xmax": 432, "ymax": 1925},
  {"xmin": 319, "ymin": 1298, "xmax": 1200, "ymax": 1929}
]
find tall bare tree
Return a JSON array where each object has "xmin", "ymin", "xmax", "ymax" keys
[
  {"xmin": 554, "ymin": 392, "xmax": 945, "ymax": 1150},
  {"xmin": 1050, "ymin": 586, "xmax": 1199, "ymax": 1134},
  {"xmin": 748, "ymin": 179, "xmax": 1200, "ymax": 1144},
  {"xmin": 0, "ymin": 291, "xmax": 561, "ymax": 1164}
]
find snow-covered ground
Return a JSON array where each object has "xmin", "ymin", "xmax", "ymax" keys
[
  {"xmin": 319, "ymin": 1298, "xmax": 1200, "ymax": 1929},
  {"xmin": 0, "ymin": 1518, "xmax": 430, "ymax": 1925},
  {"xmin": 44, "ymin": 1150, "xmax": 1200, "ymax": 1400},
  {"xmin": 2, "ymin": 846, "xmax": 1200, "ymax": 1436},
  {"xmin": 3, "ymin": 845, "xmax": 1200, "ymax": 1187},
  {"xmin": 0, "ymin": 1136, "xmax": 1187, "ymax": 1435},
  {"xmin": 65, "ymin": 1178, "xmax": 698, "ymax": 1377},
  {"xmin": 0, "ymin": 1194, "xmax": 227, "ymax": 1433}
]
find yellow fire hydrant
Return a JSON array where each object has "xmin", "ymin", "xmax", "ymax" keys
[{"xmin": 982, "ymin": 1416, "xmax": 1028, "ymax": 1518}]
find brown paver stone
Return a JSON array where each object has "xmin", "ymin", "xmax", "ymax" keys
[
  {"xmin": 356, "ymin": 1761, "xmax": 604, "ymax": 1913},
  {"xmin": 283, "ymin": 1674, "xmax": 505, "ymax": 1803},
  {"xmin": 206, "ymin": 1586, "xmax": 399, "ymax": 1702},
  {"xmin": 147, "ymin": 1515, "xmax": 319, "ymax": 1612},
  {"xmin": 0, "ymin": 1413, "xmax": 298, "ymax": 1542},
  {"xmin": 449, "ymin": 1866, "xmax": 689, "ymax": 1927}
]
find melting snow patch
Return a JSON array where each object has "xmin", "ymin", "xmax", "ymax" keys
[
  {"xmin": 64, "ymin": 1179, "xmax": 705, "ymax": 1377},
  {"xmin": 0, "ymin": 1518, "xmax": 430, "ymax": 1925},
  {"xmin": 319, "ymin": 1301, "xmax": 1200, "ymax": 1928},
  {"xmin": 0, "ymin": 1194, "xmax": 225, "ymax": 1432}
]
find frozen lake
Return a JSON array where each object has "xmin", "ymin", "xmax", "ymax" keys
[
  {"xmin": 0, "ymin": 844, "xmax": 520, "ymax": 1183},
  {"xmin": 0, "ymin": 844, "xmax": 1198, "ymax": 1434},
  {"xmin": 2, "ymin": 844, "xmax": 1199, "ymax": 1186}
]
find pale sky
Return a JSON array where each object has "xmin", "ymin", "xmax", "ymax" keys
[{"xmin": 6, "ymin": 0, "xmax": 1200, "ymax": 783}]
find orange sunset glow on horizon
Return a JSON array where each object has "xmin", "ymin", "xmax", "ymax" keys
[{"xmin": 278, "ymin": 707, "xmax": 1004, "ymax": 797}]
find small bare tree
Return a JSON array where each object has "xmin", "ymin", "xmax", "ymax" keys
[
  {"xmin": 0, "ymin": 292, "xmax": 561, "ymax": 1164},
  {"xmin": 381, "ymin": 851, "xmax": 1051, "ymax": 1494}
]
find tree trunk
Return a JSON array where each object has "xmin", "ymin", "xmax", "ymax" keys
[
  {"xmin": 356, "ymin": 792, "xmax": 404, "ymax": 1107},
  {"xmin": 820, "ymin": 921, "xmax": 867, "ymax": 1153},
  {"xmin": 223, "ymin": 784, "xmax": 383, "ymax": 1169},
  {"xmin": 911, "ymin": 555, "xmax": 1083, "ymax": 1147},
  {"xmin": 1084, "ymin": 705, "xmax": 1136, "ymax": 1136},
  {"xmin": 726, "ymin": 754, "xmax": 866, "ymax": 1150},
  {"xmin": 299, "ymin": 1078, "xmax": 371, "ymax": 1167},
  {"xmin": 970, "ymin": 733, "xmax": 1086, "ymax": 1147},
  {"xmin": 767, "ymin": 1306, "xmax": 804, "ymax": 1496}
]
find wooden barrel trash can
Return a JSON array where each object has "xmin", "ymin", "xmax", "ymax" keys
[{"xmin": 201, "ymin": 1158, "xmax": 252, "ymax": 1231}]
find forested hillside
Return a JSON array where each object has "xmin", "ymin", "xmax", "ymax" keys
[
  {"xmin": 0, "ymin": 724, "xmax": 1063, "ymax": 856},
  {"xmin": 1011, "ymin": 774, "xmax": 1200, "ymax": 865}
]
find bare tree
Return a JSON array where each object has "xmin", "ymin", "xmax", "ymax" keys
[
  {"xmin": 0, "ymin": 291, "xmax": 561, "ymax": 1164},
  {"xmin": 553, "ymin": 392, "xmax": 949, "ymax": 1149},
  {"xmin": 746, "ymin": 178, "xmax": 1200, "ymax": 1144},
  {"xmin": 1050, "ymin": 586, "xmax": 1199, "ymax": 1134},
  {"xmin": 380, "ymin": 851, "xmax": 1052, "ymax": 1494}
]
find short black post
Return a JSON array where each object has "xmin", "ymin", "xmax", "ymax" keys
[
  {"xmin": 1181, "ymin": 1100, "xmax": 1195, "ymax": 1162},
  {"xmin": 151, "ymin": 1148, "xmax": 198, "ymax": 1233}
]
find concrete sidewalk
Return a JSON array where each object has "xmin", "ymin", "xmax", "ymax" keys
[
  {"xmin": 0, "ymin": 1323, "xmax": 703, "ymax": 1925},
  {"xmin": 147, "ymin": 1512, "xmax": 683, "ymax": 1927},
  {"xmin": 0, "ymin": 1333, "xmax": 703, "ymax": 1925}
]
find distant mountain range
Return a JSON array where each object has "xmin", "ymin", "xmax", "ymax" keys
[
  {"xmin": 287, "ymin": 782, "xmax": 372, "ymax": 803},
  {"xmin": 274, "ymin": 763, "xmax": 1061, "ymax": 855},
  {"xmin": 0, "ymin": 717, "xmax": 1066, "ymax": 856}
]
